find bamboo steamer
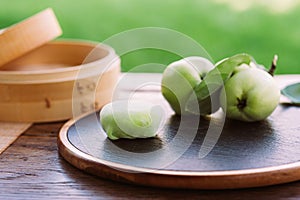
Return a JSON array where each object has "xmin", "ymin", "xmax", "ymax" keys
[{"xmin": 0, "ymin": 40, "xmax": 120, "ymax": 122}]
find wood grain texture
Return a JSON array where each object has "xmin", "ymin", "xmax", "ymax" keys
[
  {"xmin": 2, "ymin": 121, "xmax": 300, "ymax": 199},
  {"xmin": 1, "ymin": 74, "xmax": 300, "ymax": 199}
]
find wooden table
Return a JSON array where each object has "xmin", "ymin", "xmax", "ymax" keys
[{"xmin": 1, "ymin": 73, "xmax": 300, "ymax": 199}]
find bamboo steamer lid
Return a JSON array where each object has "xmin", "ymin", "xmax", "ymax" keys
[
  {"xmin": 0, "ymin": 40, "xmax": 120, "ymax": 122},
  {"xmin": 0, "ymin": 8, "xmax": 62, "ymax": 67}
]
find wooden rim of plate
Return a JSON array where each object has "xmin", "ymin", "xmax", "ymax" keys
[
  {"xmin": 0, "ymin": 8, "xmax": 62, "ymax": 67},
  {"xmin": 0, "ymin": 40, "xmax": 120, "ymax": 122},
  {"xmin": 58, "ymin": 113, "xmax": 300, "ymax": 190}
]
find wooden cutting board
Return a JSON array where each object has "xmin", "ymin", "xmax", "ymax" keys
[{"xmin": 58, "ymin": 74, "xmax": 300, "ymax": 189}]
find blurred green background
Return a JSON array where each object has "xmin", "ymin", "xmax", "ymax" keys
[{"xmin": 1, "ymin": 0, "xmax": 299, "ymax": 74}]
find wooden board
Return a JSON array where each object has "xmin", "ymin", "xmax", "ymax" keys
[{"xmin": 58, "ymin": 74, "xmax": 300, "ymax": 189}]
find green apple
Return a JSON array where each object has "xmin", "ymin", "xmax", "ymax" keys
[
  {"xmin": 185, "ymin": 53, "xmax": 253, "ymax": 115},
  {"xmin": 161, "ymin": 56, "xmax": 214, "ymax": 115},
  {"xmin": 100, "ymin": 100, "xmax": 164, "ymax": 140},
  {"xmin": 220, "ymin": 68, "xmax": 280, "ymax": 122}
]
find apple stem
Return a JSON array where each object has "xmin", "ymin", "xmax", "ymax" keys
[{"xmin": 268, "ymin": 55, "xmax": 278, "ymax": 76}]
